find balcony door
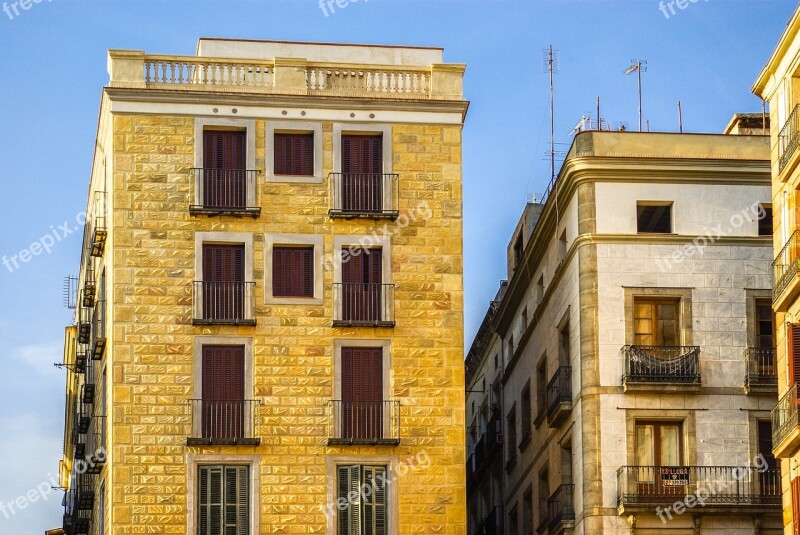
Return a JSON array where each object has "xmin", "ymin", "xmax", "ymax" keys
[
  {"xmin": 756, "ymin": 299, "xmax": 775, "ymax": 377},
  {"xmin": 203, "ymin": 130, "xmax": 246, "ymax": 209},
  {"xmin": 202, "ymin": 244, "xmax": 244, "ymax": 321},
  {"xmin": 634, "ymin": 299, "xmax": 679, "ymax": 346},
  {"xmin": 202, "ymin": 346, "xmax": 245, "ymax": 439},
  {"xmin": 635, "ymin": 421, "xmax": 684, "ymax": 496},
  {"xmin": 341, "ymin": 249, "xmax": 382, "ymax": 323},
  {"xmin": 758, "ymin": 420, "xmax": 779, "ymax": 496},
  {"xmin": 342, "ymin": 135, "xmax": 382, "ymax": 212},
  {"xmin": 341, "ymin": 347, "xmax": 383, "ymax": 440}
]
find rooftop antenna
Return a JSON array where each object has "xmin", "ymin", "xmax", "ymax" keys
[
  {"xmin": 678, "ymin": 100, "xmax": 683, "ymax": 133},
  {"xmin": 624, "ymin": 59, "xmax": 647, "ymax": 132},
  {"xmin": 543, "ymin": 45, "xmax": 560, "ymax": 182}
]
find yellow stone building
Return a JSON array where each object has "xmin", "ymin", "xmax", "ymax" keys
[{"xmin": 57, "ymin": 38, "xmax": 468, "ymax": 535}]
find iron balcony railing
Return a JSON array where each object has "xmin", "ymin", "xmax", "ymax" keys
[
  {"xmin": 63, "ymin": 483, "xmax": 92, "ymax": 535},
  {"xmin": 546, "ymin": 366, "xmax": 572, "ymax": 419},
  {"xmin": 772, "ymin": 383, "xmax": 800, "ymax": 447},
  {"xmin": 779, "ymin": 104, "xmax": 800, "ymax": 172},
  {"xmin": 485, "ymin": 407, "xmax": 502, "ymax": 460},
  {"xmin": 90, "ymin": 191, "xmax": 107, "ymax": 258},
  {"xmin": 188, "ymin": 399, "xmax": 261, "ymax": 445},
  {"xmin": 622, "ymin": 345, "xmax": 701, "ymax": 385},
  {"xmin": 744, "ymin": 347, "xmax": 777, "ymax": 390},
  {"xmin": 190, "ymin": 168, "xmax": 260, "ymax": 216},
  {"xmin": 327, "ymin": 400, "xmax": 400, "ymax": 445},
  {"xmin": 82, "ymin": 263, "xmax": 96, "ymax": 308},
  {"xmin": 91, "ymin": 298, "xmax": 106, "ymax": 360},
  {"xmin": 329, "ymin": 172, "xmax": 399, "ymax": 219},
  {"xmin": 617, "ymin": 465, "xmax": 781, "ymax": 507},
  {"xmin": 78, "ymin": 306, "xmax": 91, "ymax": 345},
  {"xmin": 547, "ymin": 484, "xmax": 575, "ymax": 530},
  {"xmin": 192, "ymin": 281, "xmax": 256, "ymax": 325},
  {"xmin": 332, "ymin": 283, "xmax": 395, "ymax": 326},
  {"xmin": 773, "ymin": 230, "xmax": 800, "ymax": 301},
  {"xmin": 84, "ymin": 416, "xmax": 107, "ymax": 475}
]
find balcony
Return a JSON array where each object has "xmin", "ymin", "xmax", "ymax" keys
[
  {"xmin": 109, "ymin": 51, "xmax": 465, "ymax": 101},
  {"xmin": 485, "ymin": 407, "xmax": 503, "ymax": 461},
  {"xmin": 329, "ymin": 173, "xmax": 399, "ymax": 219},
  {"xmin": 617, "ymin": 465, "xmax": 781, "ymax": 514},
  {"xmin": 187, "ymin": 399, "xmax": 261, "ymax": 446},
  {"xmin": 91, "ymin": 300, "xmax": 106, "ymax": 360},
  {"xmin": 547, "ymin": 484, "xmax": 575, "ymax": 534},
  {"xmin": 81, "ymin": 265, "xmax": 95, "ymax": 308},
  {"xmin": 621, "ymin": 345, "xmax": 701, "ymax": 391},
  {"xmin": 64, "ymin": 486, "xmax": 92, "ymax": 535},
  {"xmin": 77, "ymin": 307, "xmax": 91, "ymax": 345},
  {"xmin": 772, "ymin": 384, "xmax": 800, "ymax": 458},
  {"xmin": 326, "ymin": 400, "xmax": 400, "ymax": 446},
  {"xmin": 76, "ymin": 397, "xmax": 92, "ymax": 435},
  {"xmin": 75, "ymin": 347, "xmax": 88, "ymax": 375},
  {"xmin": 84, "ymin": 416, "xmax": 106, "ymax": 475},
  {"xmin": 546, "ymin": 366, "xmax": 572, "ymax": 427},
  {"xmin": 332, "ymin": 283, "xmax": 395, "ymax": 327},
  {"xmin": 75, "ymin": 473, "xmax": 95, "ymax": 511},
  {"xmin": 779, "ymin": 104, "xmax": 800, "ymax": 173},
  {"xmin": 744, "ymin": 347, "xmax": 777, "ymax": 395},
  {"xmin": 192, "ymin": 281, "xmax": 256, "ymax": 325},
  {"xmin": 189, "ymin": 168, "xmax": 260, "ymax": 217},
  {"xmin": 773, "ymin": 230, "xmax": 800, "ymax": 308},
  {"xmin": 89, "ymin": 191, "xmax": 107, "ymax": 258}
]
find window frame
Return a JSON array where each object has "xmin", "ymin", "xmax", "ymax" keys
[
  {"xmin": 758, "ymin": 203, "xmax": 773, "ymax": 237},
  {"xmin": 265, "ymin": 121, "xmax": 324, "ymax": 183},
  {"xmin": 194, "ymin": 118, "xmax": 257, "ymax": 209},
  {"xmin": 194, "ymin": 232, "xmax": 255, "ymax": 322},
  {"xmin": 636, "ymin": 201, "xmax": 673, "ymax": 234},
  {"xmin": 624, "ymin": 288, "xmax": 693, "ymax": 346},
  {"xmin": 264, "ymin": 234, "xmax": 324, "ymax": 304}
]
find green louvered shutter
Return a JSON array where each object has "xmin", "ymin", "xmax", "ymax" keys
[
  {"xmin": 199, "ymin": 466, "xmax": 223, "ymax": 535},
  {"xmin": 224, "ymin": 466, "xmax": 249, "ymax": 535},
  {"xmin": 363, "ymin": 466, "xmax": 387, "ymax": 535},
  {"xmin": 337, "ymin": 465, "xmax": 361, "ymax": 535}
]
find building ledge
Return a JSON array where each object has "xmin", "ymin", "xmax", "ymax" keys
[
  {"xmin": 774, "ymin": 425, "xmax": 800, "ymax": 459},
  {"xmin": 623, "ymin": 382, "xmax": 701, "ymax": 394},
  {"xmin": 192, "ymin": 319, "xmax": 256, "ymax": 326},
  {"xmin": 187, "ymin": 438, "xmax": 260, "ymax": 446},
  {"xmin": 327, "ymin": 438, "xmax": 400, "ymax": 447},
  {"xmin": 189, "ymin": 206, "xmax": 261, "ymax": 218}
]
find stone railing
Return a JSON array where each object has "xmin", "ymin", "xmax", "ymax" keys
[{"xmin": 107, "ymin": 50, "xmax": 464, "ymax": 100}]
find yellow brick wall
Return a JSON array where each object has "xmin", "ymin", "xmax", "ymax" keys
[{"xmin": 109, "ymin": 114, "xmax": 466, "ymax": 533}]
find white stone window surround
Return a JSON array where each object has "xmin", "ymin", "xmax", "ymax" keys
[
  {"xmin": 332, "ymin": 123, "xmax": 394, "ymax": 212},
  {"xmin": 332, "ymin": 339, "xmax": 393, "ymax": 402},
  {"xmin": 264, "ymin": 233, "xmax": 324, "ymax": 304},
  {"xmin": 193, "ymin": 118, "xmax": 258, "ymax": 207},
  {"xmin": 324, "ymin": 454, "xmax": 399, "ymax": 535},
  {"xmin": 331, "ymin": 235, "xmax": 393, "ymax": 285},
  {"xmin": 193, "ymin": 232, "xmax": 255, "ymax": 319},
  {"xmin": 186, "ymin": 454, "xmax": 261, "ymax": 535},
  {"xmin": 265, "ymin": 120, "xmax": 324, "ymax": 183}
]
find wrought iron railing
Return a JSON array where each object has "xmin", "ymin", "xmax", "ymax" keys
[
  {"xmin": 617, "ymin": 465, "xmax": 781, "ymax": 507},
  {"xmin": 326, "ymin": 400, "xmax": 400, "ymax": 444},
  {"xmin": 329, "ymin": 173, "xmax": 399, "ymax": 218},
  {"xmin": 772, "ymin": 384, "xmax": 800, "ymax": 447},
  {"xmin": 547, "ymin": 484, "xmax": 575, "ymax": 530},
  {"xmin": 90, "ymin": 191, "xmax": 107, "ymax": 258},
  {"xmin": 91, "ymin": 297, "xmax": 106, "ymax": 360},
  {"xmin": 192, "ymin": 281, "xmax": 256, "ymax": 324},
  {"xmin": 84, "ymin": 416, "xmax": 107, "ymax": 475},
  {"xmin": 622, "ymin": 345, "xmax": 701, "ymax": 384},
  {"xmin": 773, "ymin": 230, "xmax": 800, "ymax": 301},
  {"xmin": 78, "ymin": 306, "xmax": 91, "ymax": 345},
  {"xmin": 188, "ymin": 399, "xmax": 261, "ymax": 444},
  {"xmin": 546, "ymin": 366, "xmax": 572, "ymax": 419},
  {"xmin": 190, "ymin": 168, "xmax": 260, "ymax": 216},
  {"xmin": 744, "ymin": 347, "xmax": 777, "ymax": 389},
  {"xmin": 332, "ymin": 283, "xmax": 395, "ymax": 326},
  {"xmin": 779, "ymin": 104, "xmax": 800, "ymax": 172}
]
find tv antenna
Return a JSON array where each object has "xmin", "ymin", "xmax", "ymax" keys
[
  {"xmin": 624, "ymin": 59, "xmax": 647, "ymax": 132},
  {"xmin": 543, "ymin": 45, "xmax": 560, "ymax": 181}
]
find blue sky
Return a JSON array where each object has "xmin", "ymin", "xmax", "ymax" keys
[{"xmin": 0, "ymin": 0, "xmax": 794, "ymax": 531}]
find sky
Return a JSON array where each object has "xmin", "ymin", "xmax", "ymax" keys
[{"xmin": 0, "ymin": 0, "xmax": 794, "ymax": 531}]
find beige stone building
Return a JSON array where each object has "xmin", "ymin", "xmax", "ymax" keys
[
  {"xmin": 466, "ymin": 127, "xmax": 781, "ymax": 534},
  {"xmin": 56, "ymin": 38, "xmax": 468, "ymax": 535},
  {"xmin": 753, "ymin": 5, "xmax": 800, "ymax": 535}
]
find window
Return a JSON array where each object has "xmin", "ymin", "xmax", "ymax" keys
[
  {"xmin": 558, "ymin": 229, "xmax": 567, "ymax": 261},
  {"xmin": 758, "ymin": 204, "xmax": 773, "ymax": 236},
  {"xmin": 558, "ymin": 322, "xmax": 570, "ymax": 366},
  {"xmin": 536, "ymin": 275, "xmax": 544, "ymax": 304},
  {"xmin": 201, "ymin": 346, "xmax": 245, "ymax": 440},
  {"xmin": 337, "ymin": 465, "xmax": 387, "ymax": 535},
  {"xmin": 340, "ymin": 347, "xmax": 384, "ymax": 440},
  {"xmin": 506, "ymin": 405, "xmax": 517, "ymax": 467},
  {"xmin": 98, "ymin": 481, "xmax": 105, "ymax": 535},
  {"xmin": 636, "ymin": 203, "xmax": 672, "ymax": 234},
  {"xmin": 274, "ymin": 132, "xmax": 314, "ymax": 176},
  {"xmin": 522, "ymin": 306, "xmax": 528, "ymax": 329},
  {"xmin": 522, "ymin": 486, "xmax": 534, "ymax": 535},
  {"xmin": 520, "ymin": 382, "xmax": 532, "ymax": 447},
  {"xmin": 536, "ymin": 358, "xmax": 547, "ymax": 418},
  {"xmin": 198, "ymin": 465, "xmax": 249, "ymax": 535},
  {"xmin": 272, "ymin": 246, "xmax": 313, "ymax": 298},
  {"xmin": 755, "ymin": 299, "xmax": 774, "ymax": 348},
  {"xmin": 789, "ymin": 324, "xmax": 800, "ymax": 387},
  {"xmin": 507, "ymin": 503, "xmax": 519, "ymax": 535},
  {"xmin": 342, "ymin": 135, "xmax": 383, "ymax": 212},
  {"xmin": 200, "ymin": 244, "xmax": 248, "ymax": 323},
  {"xmin": 341, "ymin": 249, "xmax": 384, "ymax": 323},
  {"xmin": 513, "ymin": 234, "xmax": 524, "ymax": 268},
  {"xmin": 792, "ymin": 477, "xmax": 800, "ymax": 535},
  {"xmin": 633, "ymin": 298, "xmax": 679, "ymax": 346},
  {"xmin": 635, "ymin": 421, "xmax": 683, "ymax": 467},
  {"xmin": 201, "ymin": 130, "xmax": 248, "ymax": 210},
  {"xmin": 537, "ymin": 469, "xmax": 549, "ymax": 530}
]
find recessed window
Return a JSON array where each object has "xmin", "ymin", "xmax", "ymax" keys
[
  {"xmin": 337, "ymin": 465, "xmax": 387, "ymax": 535},
  {"xmin": 758, "ymin": 204, "xmax": 773, "ymax": 237},
  {"xmin": 634, "ymin": 298, "xmax": 679, "ymax": 346},
  {"xmin": 274, "ymin": 132, "xmax": 314, "ymax": 176},
  {"xmin": 272, "ymin": 246, "xmax": 313, "ymax": 298},
  {"xmin": 637, "ymin": 203, "xmax": 672, "ymax": 234},
  {"xmin": 513, "ymin": 233, "xmax": 524, "ymax": 267},
  {"xmin": 520, "ymin": 382, "xmax": 532, "ymax": 445},
  {"xmin": 198, "ymin": 466, "xmax": 249, "ymax": 535},
  {"xmin": 536, "ymin": 357, "xmax": 547, "ymax": 418}
]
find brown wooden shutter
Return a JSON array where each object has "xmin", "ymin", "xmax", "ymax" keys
[
  {"xmin": 789, "ymin": 324, "xmax": 800, "ymax": 386},
  {"xmin": 342, "ymin": 347, "xmax": 383, "ymax": 440},
  {"xmin": 203, "ymin": 244, "xmax": 244, "ymax": 283},
  {"xmin": 274, "ymin": 133, "xmax": 313, "ymax": 175},
  {"xmin": 793, "ymin": 477, "xmax": 800, "ymax": 535},
  {"xmin": 273, "ymin": 247, "xmax": 313, "ymax": 297},
  {"xmin": 202, "ymin": 346, "xmax": 245, "ymax": 439}
]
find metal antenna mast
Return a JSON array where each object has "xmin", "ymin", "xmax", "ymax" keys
[
  {"xmin": 543, "ymin": 46, "xmax": 560, "ymax": 181},
  {"xmin": 624, "ymin": 59, "xmax": 647, "ymax": 132}
]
